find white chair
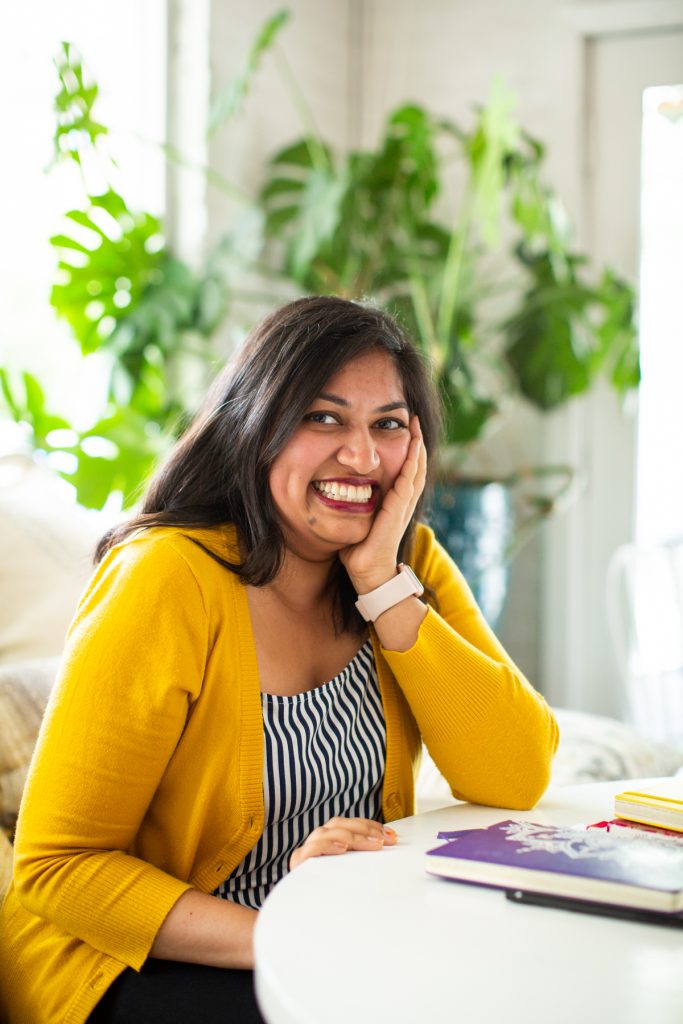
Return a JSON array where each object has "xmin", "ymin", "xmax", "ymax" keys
[{"xmin": 607, "ymin": 539, "xmax": 683, "ymax": 747}]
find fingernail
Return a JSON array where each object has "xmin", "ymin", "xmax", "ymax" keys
[
  {"xmin": 383, "ymin": 826, "xmax": 397, "ymax": 836},
  {"xmin": 333, "ymin": 841, "xmax": 348, "ymax": 850}
]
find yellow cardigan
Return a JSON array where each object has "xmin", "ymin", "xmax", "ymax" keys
[{"xmin": 0, "ymin": 523, "xmax": 558, "ymax": 1024}]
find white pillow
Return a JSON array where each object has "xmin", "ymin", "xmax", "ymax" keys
[
  {"xmin": 0, "ymin": 457, "xmax": 108, "ymax": 664},
  {"xmin": 551, "ymin": 707, "xmax": 683, "ymax": 786}
]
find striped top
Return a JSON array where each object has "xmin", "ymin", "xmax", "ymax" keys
[{"xmin": 214, "ymin": 639, "xmax": 386, "ymax": 909}]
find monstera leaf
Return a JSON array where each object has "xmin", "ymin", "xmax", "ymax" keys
[{"xmin": 50, "ymin": 190, "xmax": 165, "ymax": 355}]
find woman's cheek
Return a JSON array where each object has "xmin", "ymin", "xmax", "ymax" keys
[{"xmin": 381, "ymin": 440, "xmax": 410, "ymax": 485}]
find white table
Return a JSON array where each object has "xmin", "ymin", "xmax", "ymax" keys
[{"xmin": 254, "ymin": 779, "xmax": 683, "ymax": 1024}]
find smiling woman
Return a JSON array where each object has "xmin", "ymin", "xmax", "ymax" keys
[
  {"xmin": 0, "ymin": 296, "xmax": 559, "ymax": 1024},
  {"xmin": 269, "ymin": 350, "xmax": 412, "ymax": 559}
]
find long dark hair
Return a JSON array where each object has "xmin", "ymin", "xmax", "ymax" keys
[{"xmin": 97, "ymin": 296, "xmax": 442, "ymax": 629}]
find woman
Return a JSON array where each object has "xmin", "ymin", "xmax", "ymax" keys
[{"xmin": 0, "ymin": 296, "xmax": 558, "ymax": 1024}]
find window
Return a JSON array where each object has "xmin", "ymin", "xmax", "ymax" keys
[
  {"xmin": 635, "ymin": 84, "xmax": 683, "ymax": 545},
  {"xmin": 0, "ymin": 1, "xmax": 166, "ymax": 439}
]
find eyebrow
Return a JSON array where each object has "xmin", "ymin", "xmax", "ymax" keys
[{"xmin": 317, "ymin": 391, "xmax": 410, "ymax": 414}]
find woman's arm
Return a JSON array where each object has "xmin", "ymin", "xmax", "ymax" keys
[
  {"xmin": 379, "ymin": 525, "xmax": 559, "ymax": 810},
  {"xmin": 12, "ymin": 534, "xmax": 242, "ymax": 970},
  {"xmin": 152, "ymin": 891, "xmax": 257, "ymax": 970}
]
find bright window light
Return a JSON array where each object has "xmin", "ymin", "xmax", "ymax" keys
[
  {"xmin": 0, "ymin": 1, "xmax": 166, "ymax": 440},
  {"xmin": 635, "ymin": 84, "xmax": 683, "ymax": 546}
]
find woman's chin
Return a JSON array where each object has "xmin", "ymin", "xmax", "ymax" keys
[{"xmin": 295, "ymin": 518, "xmax": 373, "ymax": 557}]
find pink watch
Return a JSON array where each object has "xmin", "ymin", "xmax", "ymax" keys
[{"xmin": 354, "ymin": 564, "xmax": 424, "ymax": 622}]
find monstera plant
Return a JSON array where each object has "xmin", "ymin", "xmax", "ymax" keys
[{"xmin": 1, "ymin": 18, "xmax": 638, "ymax": 623}]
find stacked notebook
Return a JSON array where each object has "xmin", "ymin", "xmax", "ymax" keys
[
  {"xmin": 425, "ymin": 785, "xmax": 683, "ymax": 926},
  {"xmin": 613, "ymin": 789, "xmax": 683, "ymax": 833}
]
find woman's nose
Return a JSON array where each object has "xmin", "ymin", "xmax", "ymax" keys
[{"xmin": 336, "ymin": 428, "xmax": 380, "ymax": 473}]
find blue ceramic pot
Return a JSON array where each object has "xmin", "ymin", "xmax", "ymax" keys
[{"xmin": 427, "ymin": 480, "xmax": 513, "ymax": 628}]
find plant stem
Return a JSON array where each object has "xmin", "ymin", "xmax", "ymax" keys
[
  {"xmin": 272, "ymin": 48, "xmax": 330, "ymax": 174},
  {"xmin": 408, "ymin": 272, "xmax": 438, "ymax": 362},
  {"xmin": 158, "ymin": 141, "xmax": 252, "ymax": 203},
  {"xmin": 436, "ymin": 179, "xmax": 475, "ymax": 360}
]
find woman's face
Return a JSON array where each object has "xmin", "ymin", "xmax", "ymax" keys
[{"xmin": 269, "ymin": 349, "xmax": 412, "ymax": 562}]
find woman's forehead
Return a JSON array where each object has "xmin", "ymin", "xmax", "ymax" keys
[{"xmin": 320, "ymin": 349, "xmax": 405, "ymax": 399}]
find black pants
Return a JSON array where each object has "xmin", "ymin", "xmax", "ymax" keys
[{"xmin": 86, "ymin": 960, "xmax": 266, "ymax": 1024}]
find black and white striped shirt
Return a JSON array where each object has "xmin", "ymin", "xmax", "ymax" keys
[{"xmin": 214, "ymin": 639, "xmax": 386, "ymax": 909}]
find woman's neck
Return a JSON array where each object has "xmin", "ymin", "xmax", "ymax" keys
[{"xmin": 266, "ymin": 547, "xmax": 338, "ymax": 615}]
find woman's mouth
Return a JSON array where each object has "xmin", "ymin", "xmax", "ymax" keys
[{"xmin": 311, "ymin": 480, "xmax": 378, "ymax": 513}]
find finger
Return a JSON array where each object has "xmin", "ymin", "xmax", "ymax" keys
[
  {"xmin": 290, "ymin": 836, "xmax": 350, "ymax": 869},
  {"xmin": 320, "ymin": 824, "xmax": 398, "ymax": 849},
  {"xmin": 394, "ymin": 422, "xmax": 424, "ymax": 492},
  {"xmin": 324, "ymin": 816, "xmax": 386, "ymax": 835},
  {"xmin": 391, "ymin": 440, "xmax": 426, "ymax": 514},
  {"xmin": 323, "ymin": 818, "xmax": 398, "ymax": 842}
]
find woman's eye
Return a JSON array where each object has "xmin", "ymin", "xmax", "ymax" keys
[
  {"xmin": 375, "ymin": 417, "xmax": 406, "ymax": 431},
  {"xmin": 304, "ymin": 411, "xmax": 338, "ymax": 425}
]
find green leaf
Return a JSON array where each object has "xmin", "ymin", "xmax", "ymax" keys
[
  {"xmin": 285, "ymin": 168, "xmax": 348, "ymax": 281},
  {"xmin": 440, "ymin": 372, "xmax": 497, "ymax": 445},
  {"xmin": 261, "ymin": 176, "xmax": 305, "ymax": 200},
  {"xmin": 52, "ymin": 41, "xmax": 109, "ymax": 166},
  {"xmin": 594, "ymin": 268, "xmax": 640, "ymax": 395},
  {"xmin": 50, "ymin": 192, "xmax": 165, "ymax": 355},
  {"xmin": 208, "ymin": 9, "xmax": 291, "ymax": 136},
  {"xmin": 0, "ymin": 370, "xmax": 71, "ymax": 446},
  {"xmin": 73, "ymin": 407, "xmax": 172, "ymax": 509},
  {"xmin": 48, "ymin": 233, "xmax": 92, "ymax": 254},
  {"xmin": 467, "ymin": 75, "xmax": 520, "ymax": 246},
  {"xmin": 505, "ymin": 310, "xmax": 591, "ymax": 410},
  {"xmin": 268, "ymin": 138, "xmax": 320, "ymax": 170},
  {"xmin": 0, "ymin": 369, "xmax": 21, "ymax": 420}
]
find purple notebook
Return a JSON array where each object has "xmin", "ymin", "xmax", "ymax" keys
[{"xmin": 425, "ymin": 820, "xmax": 683, "ymax": 913}]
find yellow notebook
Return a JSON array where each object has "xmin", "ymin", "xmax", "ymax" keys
[{"xmin": 615, "ymin": 790, "xmax": 683, "ymax": 834}]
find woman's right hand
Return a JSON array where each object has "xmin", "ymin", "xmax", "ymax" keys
[{"xmin": 289, "ymin": 817, "xmax": 397, "ymax": 869}]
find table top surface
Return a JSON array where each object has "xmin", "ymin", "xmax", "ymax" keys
[{"xmin": 254, "ymin": 778, "xmax": 683, "ymax": 1024}]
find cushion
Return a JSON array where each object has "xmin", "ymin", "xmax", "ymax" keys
[
  {"xmin": 0, "ymin": 829, "xmax": 13, "ymax": 898},
  {"xmin": 0, "ymin": 658, "xmax": 59, "ymax": 832},
  {"xmin": 551, "ymin": 707, "xmax": 683, "ymax": 786},
  {"xmin": 0, "ymin": 456, "xmax": 106, "ymax": 664}
]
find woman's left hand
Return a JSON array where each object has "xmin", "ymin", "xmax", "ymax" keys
[{"xmin": 339, "ymin": 415, "xmax": 427, "ymax": 593}]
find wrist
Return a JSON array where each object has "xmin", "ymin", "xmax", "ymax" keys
[
  {"xmin": 354, "ymin": 564, "xmax": 424, "ymax": 623},
  {"xmin": 350, "ymin": 567, "xmax": 398, "ymax": 595}
]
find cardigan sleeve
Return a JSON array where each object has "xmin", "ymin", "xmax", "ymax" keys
[
  {"xmin": 12, "ymin": 533, "xmax": 209, "ymax": 970},
  {"xmin": 381, "ymin": 524, "xmax": 559, "ymax": 810}
]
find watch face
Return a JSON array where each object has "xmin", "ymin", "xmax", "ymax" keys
[{"xmin": 399, "ymin": 563, "xmax": 424, "ymax": 594}]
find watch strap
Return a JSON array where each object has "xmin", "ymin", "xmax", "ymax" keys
[{"xmin": 355, "ymin": 563, "xmax": 424, "ymax": 622}]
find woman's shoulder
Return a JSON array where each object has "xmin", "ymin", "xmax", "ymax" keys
[{"xmin": 100, "ymin": 522, "xmax": 241, "ymax": 585}]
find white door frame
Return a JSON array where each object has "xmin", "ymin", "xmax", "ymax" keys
[{"xmin": 542, "ymin": 0, "xmax": 683, "ymax": 714}]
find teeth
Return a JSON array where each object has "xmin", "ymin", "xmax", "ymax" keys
[{"xmin": 314, "ymin": 482, "xmax": 373, "ymax": 503}]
